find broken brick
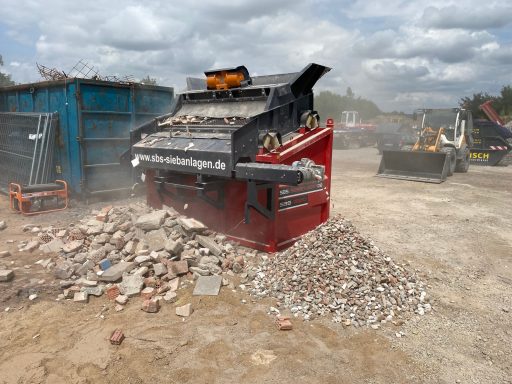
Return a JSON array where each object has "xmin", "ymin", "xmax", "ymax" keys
[
  {"xmin": 276, "ymin": 316, "xmax": 293, "ymax": 331},
  {"xmin": 106, "ymin": 285, "xmax": 120, "ymax": 300},
  {"xmin": 110, "ymin": 329, "xmax": 125, "ymax": 345},
  {"xmin": 140, "ymin": 287, "xmax": 155, "ymax": 300},
  {"xmin": 141, "ymin": 298, "xmax": 160, "ymax": 313}
]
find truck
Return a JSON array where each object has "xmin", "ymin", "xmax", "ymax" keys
[
  {"xmin": 470, "ymin": 101, "xmax": 512, "ymax": 166},
  {"xmin": 333, "ymin": 111, "xmax": 376, "ymax": 149}
]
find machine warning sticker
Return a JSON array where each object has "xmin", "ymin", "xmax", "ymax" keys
[
  {"xmin": 279, "ymin": 195, "xmax": 309, "ymax": 211},
  {"xmin": 133, "ymin": 153, "xmax": 227, "ymax": 172},
  {"xmin": 278, "ymin": 180, "xmax": 324, "ymax": 211},
  {"xmin": 279, "ymin": 180, "xmax": 323, "ymax": 198}
]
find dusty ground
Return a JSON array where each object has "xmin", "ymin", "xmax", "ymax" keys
[{"xmin": 0, "ymin": 147, "xmax": 511, "ymax": 384}]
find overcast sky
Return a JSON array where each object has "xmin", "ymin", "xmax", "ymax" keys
[{"xmin": 1, "ymin": 0, "xmax": 512, "ymax": 112}]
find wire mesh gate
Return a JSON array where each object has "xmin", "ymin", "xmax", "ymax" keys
[{"xmin": 0, "ymin": 112, "xmax": 58, "ymax": 193}]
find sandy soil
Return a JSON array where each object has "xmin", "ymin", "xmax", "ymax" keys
[{"xmin": 0, "ymin": 147, "xmax": 511, "ymax": 384}]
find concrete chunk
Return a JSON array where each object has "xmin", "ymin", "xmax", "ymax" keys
[
  {"xmin": 153, "ymin": 263, "xmax": 167, "ymax": 277},
  {"xmin": 169, "ymin": 278, "xmax": 180, "ymax": 292},
  {"xmin": 98, "ymin": 261, "xmax": 136, "ymax": 282},
  {"xmin": 164, "ymin": 238, "xmax": 183, "ymax": 255},
  {"xmin": 0, "ymin": 269, "xmax": 14, "ymax": 282},
  {"xmin": 20, "ymin": 241, "xmax": 39, "ymax": 252},
  {"xmin": 193, "ymin": 275, "xmax": 222, "ymax": 296},
  {"xmin": 119, "ymin": 274, "xmax": 144, "ymax": 297},
  {"xmin": 54, "ymin": 263, "xmax": 74, "ymax": 280},
  {"xmin": 170, "ymin": 260, "xmax": 189, "ymax": 276},
  {"xmin": 135, "ymin": 210, "xmax": 167, "ymax": 231},
  {"xmin": 141, "ymin": 298, "xmax": 160, "ymax": 313},
  {"xmin": 177, "ymin": 217, "xmax": 207, "ymax": 233},
  {"xmin": 164, "ymin": 291, "xmax": 177, "ymax": 302},
  {"xmin": 73, "ymin": 291, "xmax": 88, "ymax": 303},
  {"xmin": 62, "ymin": 240, "xmax": 84, "ymax": 253},
  {"xmin": 145, "ymin": 228, "xmax": 167, "ymax": 252},
  {"xmin": 134, "ymin": 255, "xmax": 151, "ymax": 264},
  {"xmin": 176, "ymin": 303, "xmax": 193, "ymax": 317},
  {"xmin": 39, "ymin": 238, "xmax": 65, "ymax": 254},
  {"xmin": 81, "ymin": 286, "xmax": 104, "ymax": 297},
  {"xmin": 86, "ymin": 222, "xmax": 104, "ymax": 235},
  {"xmin": 189, "ymin": 266, "xmax": 210, "ymax": 276},
  {"xmin": 196, "ymin": 235, "xmax": 223, "ymax": 257},
  {"xmin": 115, "ymin": 294, "xmax": 128, "ymax": 305}
]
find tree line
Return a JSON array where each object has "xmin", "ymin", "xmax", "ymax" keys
[
  {"xmin": 314, "ymin": 87, "xmax": 382, "ymax": 123},
  {"xmin": 0, "ymin": 55, "xmax": 15, "ymax": 87},
  {"xmin": 460, "ymin": 86, "xmax": 512, "ymax": 121}
]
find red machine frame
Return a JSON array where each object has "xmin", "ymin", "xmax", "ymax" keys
[{"xmin": 146, "ymin": 123, "xmax": 333, "ymax": 253}]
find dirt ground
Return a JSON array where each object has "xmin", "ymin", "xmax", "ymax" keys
[{"xmin": 0, "ymin": 147, "xmax": 511, "ymax": 384}]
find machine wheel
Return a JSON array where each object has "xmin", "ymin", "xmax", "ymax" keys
[
  {"xmin": 441, "ymin": 147, "xmax": 456, "ymax": 176},
  {"xmin": 455, "ymin": 149, "xmax": 470, "ymax": 173}
]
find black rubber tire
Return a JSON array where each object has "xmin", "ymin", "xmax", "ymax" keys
[
  {"xmin": 441, "ymin": 147, "xmax": 456, "ymax": 176},
  {"xmin": 455, "ymin": 149, "xmax": 470, "ymax": 173}
]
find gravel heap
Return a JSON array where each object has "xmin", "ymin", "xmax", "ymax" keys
[{"xmin": 250, "ymin": 216, "xmax": 430, "ymax": 327}]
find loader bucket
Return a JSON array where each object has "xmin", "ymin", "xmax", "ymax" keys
[{"xmin": 376, "ymin": 150, "xmax": 449, "ymax": 183}]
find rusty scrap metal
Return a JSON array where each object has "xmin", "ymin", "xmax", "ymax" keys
[
  {"xmin": 37, "ymin": 60, "xmax": 135, "ymax": 84},
  {"xmin": 36, "ymin": 63, "xmax": 68, "ymax": 81}
]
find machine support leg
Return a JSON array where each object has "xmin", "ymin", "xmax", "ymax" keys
[{"xmin": 244, "ymin": 181, "xmax": 275, "ymax": 223}]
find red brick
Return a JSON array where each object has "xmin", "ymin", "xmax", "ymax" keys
[
  {"xmin": 276, "ymin": 316, "xmax": 293, "ymax": 331},
  {"xmin": 106, "ymin": 285, "xmax": 120, "ymax": 300},
  {"xmin": 110, "ymin": 329, "xmax": 125, "ymax": 345}
]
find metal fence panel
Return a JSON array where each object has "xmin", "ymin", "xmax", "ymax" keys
[{"xmin": 0, "ymin": 112, "xmax": 58, "ymax": 193}]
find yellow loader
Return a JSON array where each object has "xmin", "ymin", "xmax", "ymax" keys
[{"xmin": 377, "ymin": 108, "xmax": 473, "ymax": 183}]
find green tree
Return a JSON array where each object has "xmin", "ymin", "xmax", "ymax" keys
[
  {"xmin": 499, "ymin": 85, "xmax": 512, "ymax": 116},
  {"xmin": 459, "ymin": 92, "xmax": 495, "ymax": 119},
  {"xmin": 140, "ymin": 75, "xmax": 157, "ymax": 85},
  {"xmin": 0, "ymin": 55, "xmax": 15, "ymax": 86},
  {"xmin": 314, "ymin": 89, "xmax": 381, "ymax": 123}
]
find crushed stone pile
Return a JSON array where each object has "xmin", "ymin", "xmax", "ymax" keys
[
  {"xmin": 19, "ymin": 203, "xmax": 257, "ymax": 310},
  {"xmin": 251, "ymin": 216, "xmax": 430, "ymax": 327}
]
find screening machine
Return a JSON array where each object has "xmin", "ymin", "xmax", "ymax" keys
[{"xmin": 129, "ymin": 63, "xmax": 333, "ymax": 252}]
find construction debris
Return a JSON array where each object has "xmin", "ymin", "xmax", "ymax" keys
[
  {"xmin": 275, "ymin": 316, "xmax": 293, "ymax": 331},
  {"xmin": 18, "ymin": 203, "xmax": 253, "ymax": 312},
  {"xmin": 37, "ymin": 60, "xmax": 135, "ymax": 83},
  {"xmin": 109, "ymin": 329, "xmax": 125, "ymax": 345},
  {"xmin": 9, "ymin": 201, "xmax": 429, "ymax": 330},
  {"xmin": 176, "ymin": 303, "xmax": 193, "ymax": 317},
  {"xmin": 0, "ymin": 269, "xmax": 14, "ymax": 282},
  {"xmin": 251, "ymin": 216, "xmax": 430, "ymax": 326},
  {"xmin": 141, "ymin": 298, "xmax": 160, "ymax": 313},
  {"xmin": 193, "ymin": 275, "xmax": 222, "ymax": 296}
]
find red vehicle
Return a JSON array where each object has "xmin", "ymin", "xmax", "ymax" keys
[
  {"xmin": 470, "ymin": 101, "xmax": 512, "ymax": 166},
  {"xmin": 333, "ymin": 111, "xmax": 376, "ymax": 149}
]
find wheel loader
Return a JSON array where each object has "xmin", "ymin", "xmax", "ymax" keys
[{"xmin": 376, "ymin": 108, "xmax": 473, "ymax": 183}]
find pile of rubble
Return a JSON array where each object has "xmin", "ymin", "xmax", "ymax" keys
[
  {"xmin": 250, "ymin": 216, "xmax": 430, "ymax": 327},
  {"xmin": 21, "ymin": 203, "xmax": 256, "ymax": 312}
]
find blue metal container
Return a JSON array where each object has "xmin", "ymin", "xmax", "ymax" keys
[{"xmin": 0, "ymin": 78, "xmax": 173, "ymax": 196}]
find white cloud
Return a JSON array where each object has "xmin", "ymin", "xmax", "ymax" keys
[
  {"xmin": 421, "ymin": 4, "xmax": 512, "ymax": 30},
  {"xmin": 1, "ymin": 0, "xmax": 512, "ymax": 112}
]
